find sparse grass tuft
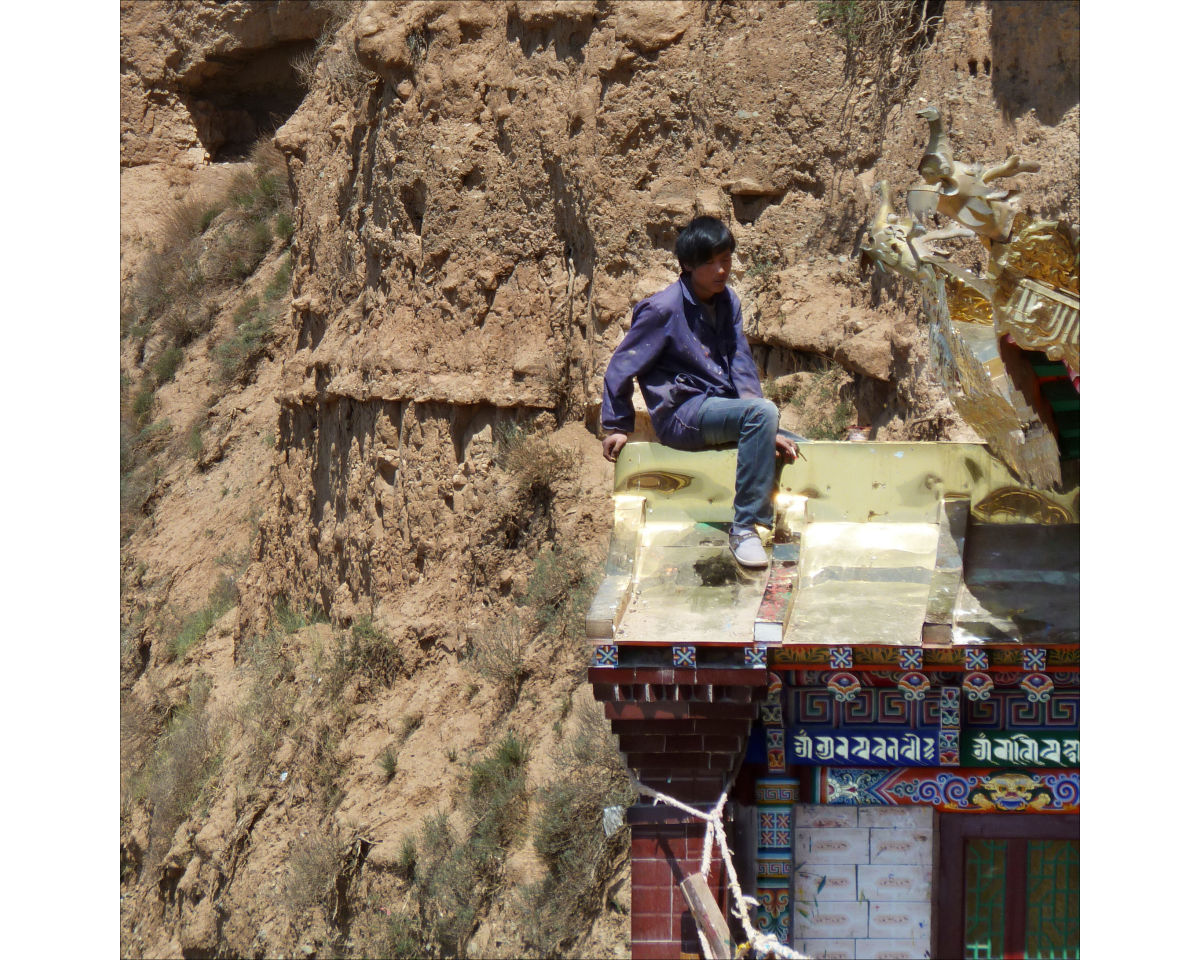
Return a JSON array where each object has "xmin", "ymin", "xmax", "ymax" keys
[
  {"xmin": 378, "ymin": 744, "xmax": 399, "ymax": 780},
  {"xmin": 170, "ymin": 575, "xmax": 238, "ymax": 660},
  {"xmin": 374, "ymin": 733, "xmax": 531, "ymax": 956},
  {"xmin": 274, "ymin": 596, "xmax": 328, "ymax": 634},
  {"xmin": 152, "ymin": 345, "xmax": 184, "ymax": 385},
  {"xmin": 137, "ymin": 679, "xmax": 225, "ymax": 859},
  {"xmin": 215, "ymin": 295, "xmax": 276, "ymax": 382},
  {"xmin": 130, "ymin": 383, "xmax": 155, "ymax": 430},
  {"xmin": 399, "ymin": 712, "xmax": 423, "ymax": 740},
  {"xmin": 187, "ymin": 416, "xmax": 205, "ymax": 461},
  {"xmin": 783, "ymin": 366, "xmax": 856, "ymax": 440}
]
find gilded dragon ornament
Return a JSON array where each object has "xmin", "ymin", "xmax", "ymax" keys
[{"xmin": 861, "ymin": 105, "xmax": 1079, "ymax": 489}]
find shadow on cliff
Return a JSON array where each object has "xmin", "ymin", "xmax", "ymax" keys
[{"xmin": 989, "ymin": 0, "xmax": 1079, "ymax": 124}]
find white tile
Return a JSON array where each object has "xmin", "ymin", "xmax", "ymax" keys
[
  {"xmin": 856, "ymin": 806, "xmax": 932, "ymax": 829},
  {"xmin": 868, "ymin": 901, "xmax": 932, "ymax": 940},
  {"xmin": 797, "ymin": 827, "xmax": 870, "ymax": 864},
  {"xmin": 794, "ymin": 804, "xmax": 859, "ymax": 828},
  {"xmin": 857, "ymin": 864, "xmax": 932, "ymax": 902},
  {"xmin": 795, "ymin": 863, "xmax": 858, "ymax": 902},
  {"xmin": 855, "ymin": 938, "xmax": 932, "ymax": 959},
  {"xmin": 796, "ymin": 939, "xmax": 855, "ymax": 960},
  {"xmin": 795, "ymin": 900, "xmax": 869, "ymax": 939},
  {"xmin": 869, "ymin": 828, "xmax": 933, "ymax": 864}
]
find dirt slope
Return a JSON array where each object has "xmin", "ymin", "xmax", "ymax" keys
[{"xmin": 119, "ymin": 2, "xmax": 1079, "ymax": 957}]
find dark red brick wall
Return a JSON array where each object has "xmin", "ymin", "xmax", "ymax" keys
[{"xmin": 629, "ymin": 806, "xmax": 729, "ymax": 960}]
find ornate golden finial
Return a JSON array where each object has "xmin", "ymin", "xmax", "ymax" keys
[
  {"xmin": 858, "ymin": 106, "xmax": 1079, "ymax": 489},
  {"xmin": 907, "ymin": 104, "xmax": 1040, "ymax": 244}
]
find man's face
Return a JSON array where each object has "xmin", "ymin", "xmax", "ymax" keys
[{"xmin": 690, "ymin": 249, "xmax": 733, "ymax": 302}]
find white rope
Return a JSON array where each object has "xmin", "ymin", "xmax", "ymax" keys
[{"xmin": 632, "ymin": 780, "xmax": 809, "ymax": 960}]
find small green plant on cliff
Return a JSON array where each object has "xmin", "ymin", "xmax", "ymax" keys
[
  {"xmin": 273, "ymin": 595, "xmax": 328, "ymax": 633},
  {"xmin": 170, "ymin": 575, "xmax": 238, "ymax": 660},
  {"xmin": 786, "ymin": 366, "xmax": 856, "ymax": 440}
]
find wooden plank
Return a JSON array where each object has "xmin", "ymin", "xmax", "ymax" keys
[{"xmin": 679, "ymin": 873, "xmax": 732, "ymax": 960}]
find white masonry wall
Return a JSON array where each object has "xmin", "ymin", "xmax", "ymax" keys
[{"xmin": 792, "ymin": 804, "xmax": 934, "ymax": 960}]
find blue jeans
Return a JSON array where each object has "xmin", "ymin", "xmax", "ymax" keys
[{"xmin": 696, "ymin": 396, "xmax": 781, "ymax": 532}]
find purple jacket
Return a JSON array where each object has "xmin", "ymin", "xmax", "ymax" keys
[{"xmin": 601, "ymin": 277, "xmax": 763, "ymax": 450}]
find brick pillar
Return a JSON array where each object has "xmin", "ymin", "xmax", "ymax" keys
[{"xmin": 629, "ymin": 806, "xmax": 730, "ymax": 960}]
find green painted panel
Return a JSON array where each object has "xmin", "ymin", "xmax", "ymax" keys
[
  {"xmin": 962, "ymin": 730, "xmax": 1079, "ymax": 767},
  {"xmin": 964, "ymin": 838, "xmax": 1006, "ymax": 959},
  {"xmin": 1026, "ymin": 839, "xmax": 1080, "ymax": 959}
]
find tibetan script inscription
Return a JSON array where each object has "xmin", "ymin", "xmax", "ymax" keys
[
  {"xmin": 790, "ymin": 727, "xmax": 938, "ymax": 766},
  {"xmin": 963, "ymin": 730, "xmax": 1079, "ymax": 767}
]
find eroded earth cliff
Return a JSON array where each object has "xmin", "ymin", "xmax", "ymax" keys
[{"xmin": 120, "ymin": 2, "xmax": 1079, "ymax": 956}]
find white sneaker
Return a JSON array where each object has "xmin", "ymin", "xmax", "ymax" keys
[{"xmin": 729, "ymin": 528, "xmax": 768, "ymax": 569}]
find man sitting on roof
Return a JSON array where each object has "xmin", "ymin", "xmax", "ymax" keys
[{"xmin": 600, "ymin": 216, "xmax": 800, "ymax": 569}]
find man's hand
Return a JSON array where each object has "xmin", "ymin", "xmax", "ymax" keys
[
  {"xmin": 602, "ymin": 432, "xmax": 628, "ymax": 463},
  {"xmin": 775, "ymin": 433, "xmax": 799, "ymax": 462}
]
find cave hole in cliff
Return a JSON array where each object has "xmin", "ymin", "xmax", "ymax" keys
[{"xmin": 180, "ymin": 39, "xmax": 317, "ymax": 160}]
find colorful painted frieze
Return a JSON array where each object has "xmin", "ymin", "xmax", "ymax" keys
[
  {"xmin": 790, "ymin": 688, "xmax": 940, "ymax": 727},
  {"xmin": 819, "ymin": 767, "xmax": 1080, "ymax": 813},
  {"xmin": 964, "ymin": 690, "xmax": 1079, "ymax": 728}
]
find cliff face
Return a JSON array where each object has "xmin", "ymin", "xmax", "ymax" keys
[
  {"xmin": 119, "ymin": 2, "xmax": 1079, "ymax": 957},
  {"xmin": 245, "ymin": 0, "xmax": 1078, "ymax": 628}
]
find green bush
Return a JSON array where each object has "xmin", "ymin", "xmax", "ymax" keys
[
  {"xmin": 130, "ymin": 383, "xmax": 155, "ymax": 430},
  {"xmin": 275, "ymin": 210, "xmax": 295, "ymax": 244},
  {"xmin": 374, "ymin": 734, "xmax": 533, "ymax": 957},
  {"xmin": 264, "ymin": 255, "xmax": 293, "ymax": 301},
  {"xmin": 378, "ymin": 743, "xmax": 399, "ymax": 780},
  {"xmin": 215, "ymin": 296, "xmax": 276, "ymax": 382},
  {"xmin": 273, "ymin": 595, "xmax": 328, "ymax": 633},
  {"xmin": 187, "ymin": 418, "xmax": 205, "ymax": 461},
  {"xmin": 152, "ymin": 345, "xmax": 184, "ymax": 385}
]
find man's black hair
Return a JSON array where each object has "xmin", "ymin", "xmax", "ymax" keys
[{"xmin": 674, "ymin": 216, "xmax": 736, "ymax": 272}]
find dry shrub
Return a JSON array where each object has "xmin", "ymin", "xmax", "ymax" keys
[
  {"xmin": 325, "ymin": 615, "xmax": 406, "ymax": 694},
  {"xmin": 519, "ymin": 701, "xmax": 636, "ymax": 956},
  {"xmin": 469, "ymin": 614, "xmax": 541, "ymax": 708},
  {"xmin": 376, "ymin": 734, "xmax": 532, "ymax": 957},
  {"xmin": 519, "ymin": 545, "xmax": 597, "ymax": 645},
  {"xmin": 818, "ymin": 0, "xmax": 943, "ymax": 133},
  {"xmin": 292, "ymin": 3, "xmax": 374, "ymax": 98},
  {"xmin": 286, "ymin": 831, "xmax": 344, "ymax": 912},
  {"xmin": 236, "ymin": 630, "xmax": 297, "ymax": 779},
  {"xmin": 496, "ymin": 427, "xmax": 581, "ymax": 499},
  {"xmin": 139, "ymin": 680, "xmax": 225, "ymax": 858}
]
